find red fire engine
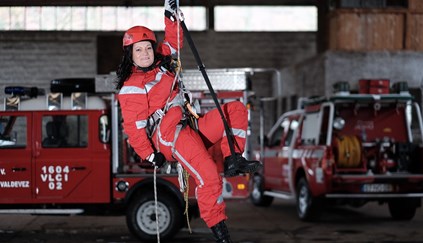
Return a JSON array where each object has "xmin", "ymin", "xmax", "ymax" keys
[
  {"xmin": 0, "ymin": 69, "xmax": 252, "ymax": 241},
  {"xmin": 251, "ymin": 80, "xmax": 423, "ymax": 221}
]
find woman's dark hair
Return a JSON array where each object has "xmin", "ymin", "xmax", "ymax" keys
[
  {"xmin": 115, "ymin": 41, "xmax": 172, "ymax": 90},
  {"xmin": 115, "ymin": 46, "xmax": 133, "ymax": 90}
]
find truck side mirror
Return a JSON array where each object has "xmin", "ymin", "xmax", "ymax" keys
[{"xmin": 99, "ymin": 115, "xmax": 110, "ymax": 143}]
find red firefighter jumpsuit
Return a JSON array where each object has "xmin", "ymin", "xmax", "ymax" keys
[{"xmin": 118, "ymin": 17, "xmax": 248, "ymax": 228}]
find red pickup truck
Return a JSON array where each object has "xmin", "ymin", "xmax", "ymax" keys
[{"xmin": 251, "ymin": 80, "xmax": 423, "ymax": 221}]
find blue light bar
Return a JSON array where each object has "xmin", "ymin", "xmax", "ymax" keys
[{"xmin": 4, "ymin": 86, "xmax": 44, "ymax": 98}]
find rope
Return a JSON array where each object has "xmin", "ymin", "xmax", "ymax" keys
[
  {"xmin": 163, "ymin": 8, "xmax": 182, "ymax": 114},
  {"xmin": 183, "ymin": 169, "xmax": 192, "ymax": 233},
  {"xmin": 176, "ymin": 0, "xmax": 181, "ymax": 69},
  {"xmin": 153, "ymin": 165, "xmax": 160, "ymax": 243},
  {"xmin": 174, "ymin": 5, "xmax": 193, "ymax": 233},
  {"xmin": 153, "ymin": 3, "xmax": 186, "ymax": 242},
  {"xmin": 155, "ymin": 2, "xmax": 193, "ymax": 239}
]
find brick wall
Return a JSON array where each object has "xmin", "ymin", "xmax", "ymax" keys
[
  {"xmin": 176, "ymin": 31, "xmax": 316, "ymax": 69},
  {"xmin": 281, "ymin": 51, "xmax": 423, "ymax": 99},
  {"xmin": 0, "ymin": 31, "xmax": 315, "ymax": 94},
  {"xmin": 0, "ymin": 32, "xmax": 97, "ymax": 95}
]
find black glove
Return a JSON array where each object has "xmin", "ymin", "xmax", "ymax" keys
[
  {"xmin": 164, "ymin": 0, "xmax": 177, "ymax": 18},
  {"xmin": 146, "ymin": 152, "xmax": 166, "ymax": 168}
]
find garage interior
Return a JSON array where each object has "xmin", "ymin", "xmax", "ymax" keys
[{"xmin": 0, "ymin": 0, "xmax": 422, "ymax": 147}]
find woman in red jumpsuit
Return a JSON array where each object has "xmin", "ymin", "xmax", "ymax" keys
[{"xmin": 116, "ymin": 1, "xmax": 261, "ymax": 242}]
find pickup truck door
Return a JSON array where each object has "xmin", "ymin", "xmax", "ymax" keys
[
  {"xmin": 264, "ymin": 117, "xmax": 293, "ymax": 192},
  {"xmin": 33, "ymin": 111, "xmax": 108, "ymax": 203},
  {"xmin": 279, "ymin": 119, "xmax": 300, "ymax": 192},
  {"xmin": 0, "ymin": 113, "xmax": 32, "ymax": 202}
]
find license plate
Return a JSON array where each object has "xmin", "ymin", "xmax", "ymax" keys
[{"xmin": 361, "ymin": 184, "xmax": 393, "ymax": 193}]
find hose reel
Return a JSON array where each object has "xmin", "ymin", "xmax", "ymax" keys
[{"xmin": 334, "ymin": 135, "xmax": 362, "ymax": 168}]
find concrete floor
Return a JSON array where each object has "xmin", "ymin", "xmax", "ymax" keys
[{"xmin": 1, "ymin": 199, "xmax": 423, "ymax": 243}]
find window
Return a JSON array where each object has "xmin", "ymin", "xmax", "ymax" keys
[
  {"xmin": 0, "ymin": 6, "xmax": 206, "ymax": 31},
  {"xmin": 0, "ymin": 115, "xmax": 27, "ymax": 148},
  {"xmin": 285, "ymin": 120, "xmax": 299, "ymax": 146},
  {"xmin": 42, "ymin": 115, "xmax": 88, "ymax": 148},
  {"xmin": 215, "ymin": 6, "xmax": 317, "ymax": 31},
  {"xmin": 268, "ymin": 118, "xmax": 290, "ymax": 147},
  {"xmin": 301, "ymin": 112, "xmax": 322, "ymax": 145},
  {"xmin": 319, "ymin": 106, "xmax": 331, "ymax": 145},
  {"xmin": 0, "ymin": 6, "xmax": 316, "ymax": 32}
]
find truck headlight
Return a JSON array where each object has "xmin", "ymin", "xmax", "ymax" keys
[{"xmin": 116, "ymin": 180, "xmax": 129, "ymax": 192}]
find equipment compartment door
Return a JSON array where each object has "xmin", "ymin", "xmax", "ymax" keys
[
  {"xmin": 0, "ymin": 113, "xmax": 32, "ymax": 202},
  {"xmin": 33, "ymin": 112, "xmax": 105, "ymax": 202}
]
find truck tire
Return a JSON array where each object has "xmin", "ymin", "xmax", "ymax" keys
[
  {"xmin": 296, "ymin": 177, "xmax": 321, "ymax": 221},
  {"xmin": 388, "ymin": 198, "xmax": 418, "ymax": 220},
  {"xmin": 250, "ymin": 174, "xmax": 273, "ymax": 207},
  {"xmin": 126, "ymin": 192, "xmax": 183, "ymax": 242}
]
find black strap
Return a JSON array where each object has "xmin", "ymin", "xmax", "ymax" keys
[{"xmin": 180, "ymin": 20, "xmax": 237, "ymax": 158}]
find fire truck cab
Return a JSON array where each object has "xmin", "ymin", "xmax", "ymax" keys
[
  {"xmin": 0, "ymin": 69, "xmax": 252, "ymax": 241},
  {"xmin": 251, "ymin": 80, "xmax": 423, "ymax": 221}
]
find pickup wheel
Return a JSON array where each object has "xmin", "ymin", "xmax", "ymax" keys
[
  {"xmin": 126, "ymin": 192, "xmax": 183, "ymax": 242},
  {"xmin": 388, "ymin": 198, "xmax": 418, "ymax": 220},
  {"xmin": 250, "ymin": 174, "xmax": 273, "ymax": 207},
  {"xmin": 296, "ymin": 177, "xmax": 321, "ymax": 221}
]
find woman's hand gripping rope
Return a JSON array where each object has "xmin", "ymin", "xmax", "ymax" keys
[
  {"xmin": 146, "ymin": 152, "xmax": 166, "ymax": 168},
  {"xmin": 164, "ymin": 0, "xmax": 178, "ymax": 19}
]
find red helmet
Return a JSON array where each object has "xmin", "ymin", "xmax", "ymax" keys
[{"xmin": 122, "ymin": 26, "xmax": 156, "ymax": 47}]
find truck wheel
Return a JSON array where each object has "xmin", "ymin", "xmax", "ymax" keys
[
  {"xmin": 126, "ymin": 192, "xmax": 183, "ymax": 242},
  {"xmin": 296, "ymin": 177, "xmax": 321, "ymax": 221},
  {"xmin": 388, "ymin": 198, "xmax": 418, "ymax": 220},
  {"xmin": 250, "ymin": 174, "xmax": 273, "ymax": 207}
]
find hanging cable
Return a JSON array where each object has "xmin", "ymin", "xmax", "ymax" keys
[
  {"xmin": 183, "ymin": 169, "xmax": 192, "ymax": 233},
  {"xmin": 153, "ymin": 2, "xmax": 184, "ymax": 242},
  {"xmin": 153, "ymin": 164, "xmax": 160, "ymax": 243},
  {"xmin": 174, "ymin": 0, "xmax": 193, "ymax": 234}
]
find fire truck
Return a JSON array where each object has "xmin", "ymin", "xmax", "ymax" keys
[
  {"xmin": 251, "ymin": 80, "xmax": 423, "ymax": 221},
  {"xmin": 0, "ymin": 69, "xmax": 252, "ymax": 241}
]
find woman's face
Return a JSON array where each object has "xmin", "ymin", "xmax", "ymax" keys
[{"xmin": 132, "ymin": 41, "xmax": 154, "ymax": 68}]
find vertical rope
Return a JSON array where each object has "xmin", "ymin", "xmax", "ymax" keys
[
  {"xmin": 175, "ymin": 2, "xmax": 193, "ymax": 234},
  {"xmin": 183, "ymin": 169, "xmax": 192, "ymax": 233},
  {"xmin": 154, "ymin": 3, "xmax": 182, "ymax": 242},
  {"xmin": 153, "ymin": 166, "xmax": 160, "ymax": 243},
  {"xmin": 176, "ymin": 0, "xmax": 181, "ymax": 68},
  {"xmin": 163, "ymin": 1, "xmax": 182, "ymax": 114}
]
